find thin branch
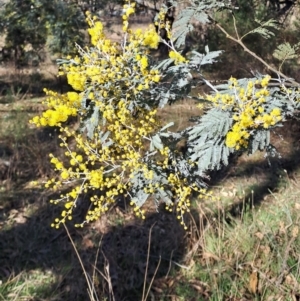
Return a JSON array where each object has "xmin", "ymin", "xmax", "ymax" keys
[
  {"xmin": 64, "ymin": 224, "xmax": 97, "ymax": 301},
  {"xmin": 232, "ymin": 12, "xmax": 240, "ymax": 40},
  {"xmin": 215, "ymin": 22, "xmax": 300, "ymax": 87},
  {"xmin": 92, "ymin": 236, "xmax": 103, "ymax": 297},
  {"xmin": 142, "ymin": 222, "xmax": 156, "ymax": 301},
  {"xmin": 144, "ymin": 256, "xmax": 161, "ymax": 301}
]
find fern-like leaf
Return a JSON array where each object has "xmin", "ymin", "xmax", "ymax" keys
[
  {"xmin": 247, "ymin": 19, "xmax": 279, "ymax": 39},
  {"xmin": 172, "ymin": 8, "xmax": 195, "ymax": 47},
  {"xmin": 189, "ymin": 50, "xmax": 223, "ymax": 67},
  {"xmin": 273, "ymin": 42, "xmax": 299, "ymax": 61},
  {"xmin": 187, "ymin": 108, "xmax": 233, "ymax": 172},
  {"xmin": 172, "ymin": 0, "xmax": 232, "ymax": 48},
  {"xmin": 249, "ymin": 130, "xmax": 270, "ymax": 154}
]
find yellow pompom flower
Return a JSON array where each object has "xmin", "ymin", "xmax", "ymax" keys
[{"xmin": 169, "ymin": 50, "xmax": 186, "ymax": 65}]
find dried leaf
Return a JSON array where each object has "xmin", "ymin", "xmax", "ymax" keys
[
  {"xmin": 249, "ymin": 271, "xmax": 258, "ymax": 294},
  {"xmin": 189, "ymin": 279, "xmax": 209, "ymax": 288},
  {"xmin": 285, "ymin": 273, "xmax": 300, "ymax": 289},
  {"xmin": 14, "ymin": 214, "xmax": 27, "ymax": 224},
  {"xmin": 191, "ymin": 284, "xmax": 205, "ymax": 292},
  {"xmin": 265, "ymin": 246, "xmax": 271, "ymax": 255},
  {"xmin": 221, "ymin": 191, "xmax": 229, "ymax": 197},
  {"xmin": 151, "ymin": 286, "xmax": 163, "ymax": 293},
  {"xmin": 295, "ymin": 202, "xmax": 300, "ymax": 210},
  {"xmin": 167, "ymin": 278, "xmax": 175, "ymax": 287},
  {"xmin": 255, "ymin": 232, "xmax": 264, "ymax": 240},
  {"xmin": 82, "ymin": 236, "xmax": 94, "ymax": 249},
  {"xmin": 292, "ymin": 226, "xmax": 299, "ymax": 238},
  {"xmin": 202, "ymin": 252, "xmax": 220, "ymax": 262}
]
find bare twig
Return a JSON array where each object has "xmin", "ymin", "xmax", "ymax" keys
[
  {"xmin": 165, "ymin": 249, "xmax": 174, "ymax": 278},
  {"xmin": 144, "ymin": 256, "xmax": 161, "ymax": 301},
  {"xmin": 142, "ymin": 222, "xmax": 156, "ymax": 301},
  {"xmin": 214, "ymin": 21, "xmax": 300, "ymax": 87},
  {"xmin": 92, "ymin": 236, "xmax": 103, "ymax": 299},
  {"xmin": 102, "ymin": 251, "xmax": 115, "ymax": 301},
  {"xmin": 64, "ymin": 224, "xmax": 98, "ymax": 301},
  {"xmin": 232, "ymin": 12, "xmax": 240, "ymax": 40}
]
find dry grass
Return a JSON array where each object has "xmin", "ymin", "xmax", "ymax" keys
[
  {"xmin": 0, "ymin": 96, "xmax": 190, "ymax": 301},
  {"xmin": 1, "ymin": 94, "xmax": 300, "ymax": 301},
  {"xmin": 1, "ymin": 17, "xmax": 300, "ymax": 300}
]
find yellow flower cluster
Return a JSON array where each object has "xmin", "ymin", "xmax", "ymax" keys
[
  {"xmin": 154, "ymin": 8, "xmax": 172, "ymax": 40},
  {"xmin": 30, "ymin": 89, "xmax": 79, "ymax": 127},
  {"xmin": 87, "ymin": 20, "xmax": 104, "ymax": 46},
  {"xmin": 30, "ymin": 6, "xmax": 171, "ymax": 228},
  {"xmin": 45, "ymin": 103, "xmax": 163, "ymax": 227},
  {"xmin": 163, "ymin": 173, "xmax": 218, "ymax": 229},
  {"xmin": 130, "ymin": 26, "xmax": 160, "ymax": 50},
  {"xmin": 31, "ymin": 3, "xmax": 208, "ymax": 229},
  {"xmin": 153, "ymin": 5, "xmax": 188, "ymax": 64},
  {"xmin": 31, "ymin": 7, "xmax": 161, "ymax": 126},
  {"xmin": 122, "ymin": 1, "xmax": 136, "ymax": 31},
  {"xmin": 61, "ymin": 13, "xmax": 160, "ymax": 97},
  {"xmin": 204, "ymin": 76, "xmax": 283, "ymax": 150},
  {"xmin": 169, "ymin": 50, "xmax": 187, "ymax": 65},
  {"xmin": 166, "ymin": 173, "xmax": 192, "ymax": 229}
]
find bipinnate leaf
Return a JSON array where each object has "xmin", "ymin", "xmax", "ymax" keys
[
  {"xmin": 273, "ymin": 42, "xmax": 299, "ymax": 61},
  {"xmin": 172, "ymin": 0, "xmax": 232, "ymax": 48},
  {"xmin": 132, "ymin": 190, "xmax": 149, "ymax": 208},
  {"xmin": 249, "ymin": 130, "xmax": 270, "ymax": 154},
  {"xmin": 189, "ymin": 50, "xmax": 223, "ymax": 67},
  {"xmin": 187, "ymin": 109, "xmax": 233, "ymax": 171},
  {"xmin": 247, "ymin": 19, "xmax": 279, "ymax": 39}
]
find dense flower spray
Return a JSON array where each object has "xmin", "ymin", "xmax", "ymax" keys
[
  {"xmin": 31, "ymin": 1, "xmax": 215, "ymax": 229},
  {"xmin": 203, "ymin": 76, "xmax": 283, "ymax": 150}
]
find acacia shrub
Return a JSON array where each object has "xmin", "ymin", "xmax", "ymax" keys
[{"xmin": 31, "ymin": 0, "xmax": 300, "ymax": 229}]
